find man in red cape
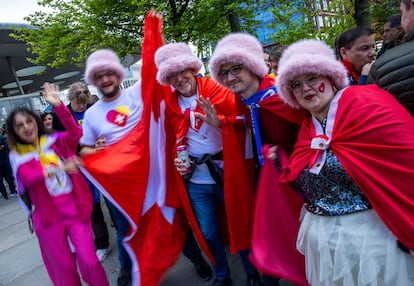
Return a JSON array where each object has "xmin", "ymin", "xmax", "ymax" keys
[
  {"xmin": 79, "ymin": 12, "xmax": 186, "ymax": 286},
  {"xmin": 281, "ymin": 84, "xmax": 414, "ymax": 254},
  {"xmin": 154, "ymin": 41, "xmax": 259, "ymax": 286},
  {"xmin": 209, "ymin": 33, "xmax": 309, "ymax": 286}
]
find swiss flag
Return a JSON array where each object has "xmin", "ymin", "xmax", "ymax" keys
[{"xmin": 80, "ymin": 11, "xmax": 186, "ymax": 286}]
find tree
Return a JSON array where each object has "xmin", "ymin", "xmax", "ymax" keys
[
  {"xmin": 268, "ymin": 0, "xmax": 355, "ymax": 47},
  {"xmin": 354, "ymin": 0, "xmax": 370, "ymax": 27},
  {"xmin": 11, "ymin": 0, "xmax": 259, "ymax": 68}
]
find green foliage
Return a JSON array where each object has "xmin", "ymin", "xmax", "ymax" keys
[
  {"xmin": 370, "ymin": 0, "xmax": 401, "ymax": 38},
  {"xmin": 268, "ymin": 0, "xmax": 355, "ymax": 48},
  {"xmin": 11, "ymin": 0, "xmax": 259, "ymax": 68}
]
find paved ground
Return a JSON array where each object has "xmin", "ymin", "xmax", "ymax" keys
[{"xmin": 0, "ymin": 192, "xmax": 296, "ymax": 286}]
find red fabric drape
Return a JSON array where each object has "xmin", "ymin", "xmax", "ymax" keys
[
  {"xmin": 282, "ymin": 84, "xmax": 414, "ymax": 252},
  {"xmin": 81, "ymin": 12, "xmax": 186, "ymax": 286}
]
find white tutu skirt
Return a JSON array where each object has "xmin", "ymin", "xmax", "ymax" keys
[{"xmin": 297, "ymin": 208, "xmax": 414, "ymax": 286}]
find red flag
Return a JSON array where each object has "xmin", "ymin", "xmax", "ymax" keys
[
  {"xmin": 250, "ymin": 145, "xmax": 308, "ymax": 286},
  {"xmin": 81, "ymin": 11, "xmax": 186, "ymax": 286}
]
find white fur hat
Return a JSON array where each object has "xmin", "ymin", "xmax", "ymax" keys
[
  {"xmin": 84, "ymin": 49, "xmax": 125, "ymax": 85},
  {"xmin": 277, "ymin": 39, "xmax": 349, "ymax": 108},
  {"xmin": 209, "ymin": 33, "xmax": 268, "ymax": 85},
  {"xmin": 154, "ymin": 43, "xmax": 203, "ymax": 85}
]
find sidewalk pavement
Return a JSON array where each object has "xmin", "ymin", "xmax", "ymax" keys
[{"xmin": 0, "ymin": 196, "xmax": 253, "ymax": 286}]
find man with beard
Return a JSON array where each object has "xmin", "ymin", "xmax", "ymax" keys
[{"xmin": 79, "ymin": 49, "xmax": 136, "ymax": 286}]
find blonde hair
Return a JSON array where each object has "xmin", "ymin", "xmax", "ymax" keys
[{"xmin": 67, "ymin": 82, "xmax": 90, "ymax": 103}]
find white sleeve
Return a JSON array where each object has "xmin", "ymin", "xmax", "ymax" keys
[{"xmin": 79, "ymin": 110, "xmax": 97, "ymax": 146}]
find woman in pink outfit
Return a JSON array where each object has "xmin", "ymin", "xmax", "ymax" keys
[{"xmin": 7, "ymin": 83, "xmax": 108, "ymax": 286}]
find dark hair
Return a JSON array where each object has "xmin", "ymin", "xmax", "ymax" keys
[
  {"xmin": 269, "ymin": 45, "xmax": 287, "ymax": 62},
  {"xmin": 335, "ymin": 26, "xmax": 374, "ymax": 60},
  {"xmin": 386, "ymin": 14, "xmax": 401, "ymax": 28},
  {"xmin": 402, "ymin": 0, "xmax": 411, "ymax": 11},
  {"xmin": 5, "ymin": 108, "xmax": 45, "ymax": 148},
  {"xmin": 40, "ymin": 110, "xmax": 66, "ymax": 132}
]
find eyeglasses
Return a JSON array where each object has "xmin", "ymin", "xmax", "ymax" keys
[
  {"xmin": 94, "ymin": 71, "xmax": 115, "ymax": 82},
  {"xmin": 290, "ymin": 75, "xmax": 320, "ymax": 93},
  {"xmin": 75, "ymin": 89, "xmax": 90, "ymax": 96},
  {"xmin": 218, "ymin": 65, "xmax": 243, "ymax": 80},
  {"xmin": 167, "ymin": 70, "xmax": 189, "ymax": 82}
]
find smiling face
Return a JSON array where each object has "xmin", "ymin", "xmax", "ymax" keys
[
  {"xmin": 167, "ymin": 69, "xmax": 197, "ymax": 97},
  {"xmin": 290, "ymin": 74, "xmax": 336, "ymax": 121},
  {"xmin": 94, "ymin": 70, "xmax": 121, "ymax": 101},
  {"xmin": 218, "ymin": 63, "xmax": 260, "ymax": 99},
  {"xmin": 14, "ymin": 112, "xmax": 39, "ymax": 145},
  {"xmin": 42, "ymin": 113, "xmax": 53, "ymax": 133}
]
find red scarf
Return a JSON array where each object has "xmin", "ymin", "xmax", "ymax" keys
[{"xmin": 342, "ymin": 59, "xmax": 360, "ymax": 83}]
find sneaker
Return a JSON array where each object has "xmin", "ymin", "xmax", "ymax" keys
[
  {"xmin": 117, "ymin": 269, "xmax": 131, "ymax": 286},
  {"xmin": 96, "ymin": 246, "xmax": 112, "ymax": 262},
  {"xmin": 246, "ymin": 274, "xmax": 262, "ymax": 286},
  {"xmin": 3, "ymin": 196, "xmax": 8, "ymax": 200},
  {"xmin": 211, "ymin": 278, "xmax": 231, "ymax": 286},
  {"xmin": 10, "ymin": 193, "xmax": 17, "ymax": 197},
  {"xmin": 193, "ymin": 256, "xmax": 213, "ymax": 281}
]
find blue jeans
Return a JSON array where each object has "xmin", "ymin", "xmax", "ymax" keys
[
  {"xmin": 106, "ymin": 200, "xmax": 132, "ymax": 272},
  {"xmin": 187, "ymin": 182, "xmax": 257, "ymax": 280}
]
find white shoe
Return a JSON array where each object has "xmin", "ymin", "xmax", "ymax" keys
[
  {"xmin": 9, "ymin": 193, "xmax": 17, "ymax": 197},
  {"xmin": 96, "ymin": 247, "xmax": 112, "ymax": 262}
]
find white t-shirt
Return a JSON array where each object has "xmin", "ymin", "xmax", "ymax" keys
[
  {"xmin": 80, "ymin": 81, "xmax": 143, "ymax": 146},
  {"xmin": 178, "ymin": 94, "xmax": 223, "ymax": 184}
]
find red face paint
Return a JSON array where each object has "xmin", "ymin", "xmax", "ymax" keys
[{"xmin": 318, "ymin": 83, "xmax": 325, "ymax": 93}]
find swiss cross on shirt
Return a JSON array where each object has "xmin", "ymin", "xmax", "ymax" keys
[{"xmin": 106, "ymin": 105, "xmax": 130, "ymax": 127}]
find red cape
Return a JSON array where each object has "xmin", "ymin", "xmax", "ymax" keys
[
  {"xmin": 81, "ymin": 12, "xmax": 186, "ymax": 286},
  {"xmin": 281, "ymin": 84, "xmax": 414, "ymax": 252},
  {"xmin": 165, "ymin": 77, "xmax": 255, "ymax": 262}
]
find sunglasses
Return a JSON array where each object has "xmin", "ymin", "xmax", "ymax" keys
[{"xmin": 75, "ymin": 89, "xmax": 90, "ymax": 96}]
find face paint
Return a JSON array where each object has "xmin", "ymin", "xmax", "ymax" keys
[{"xmin": 318, "ymin": 83, "xmax": 325, "ymax": 93}]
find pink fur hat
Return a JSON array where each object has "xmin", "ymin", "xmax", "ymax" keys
[
  {"xmin": 155, "ymin": 43, "xmax": 203, "ymax": 85},
  {"xmin": 209, "ymin": 33, "xmax": 268, "ymax": 85},
  {"xmin": 84, "ymin": 49, "xmax": 125, "ymax": 85},
  {"xmin": 277, "ymin": 39, "xmax": 349, "ymax": 108}
]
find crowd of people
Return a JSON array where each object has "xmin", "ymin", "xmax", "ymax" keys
[{"xmin": 4, "ymin": 2, "xmax": 414, "ymax": 286}]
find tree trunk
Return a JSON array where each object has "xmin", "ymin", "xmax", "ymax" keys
[
  {"xmin": 354, "ymin": 0, "xmax": 371, "ymax": 27},
  {"xmin": 228, "ymin": 11, "xmax": 241, "ymax": 32}
]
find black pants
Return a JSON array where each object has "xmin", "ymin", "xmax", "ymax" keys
[
  {"xmin": 91, "ymin": 201, "xmax": 110, "ymax": 249},
  {"xmin": 182, "ymin": 227, "xmax": 203, "ymax": 262},
  {"xmin": 0, "ymin": 161, "xmax": 16, "ymax": 197}
]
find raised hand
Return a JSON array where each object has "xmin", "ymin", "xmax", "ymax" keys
[
  {"xmin": 195, "ymin": 96, "xmax": 221, "ymax": 128},
  {"xmin": 42, "ymin": 82, "xmax": 62, "ymax": 107}
]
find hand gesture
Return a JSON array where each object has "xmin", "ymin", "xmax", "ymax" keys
[
  {"xmin": 42, "ymin": 82, "xmax": 62, "ymax": 107},
  {"xmin": 195, "ymin": 96, "xmax": 221, "ymax": 128}
]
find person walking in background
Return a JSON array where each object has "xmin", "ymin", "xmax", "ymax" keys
[
  {"xmin": 277, "ymin": 38, "xmax": 414, "ymax": 286},
  {"xmin": 368, "ymin": 0, "xmax": 414, "ymax": 117},
  {"xmin": 209, "ymin": 33, "xmax": 309, "ymax": 286},
  {"xmin": 67, "ymin": 82, "xmax": 112, "ymax": 263},
  {"xmin": 7, "ymin": 82, "xmax": 108, "ymax": 286},
  {"xmin": 377, "ymin": 14, "xmax": 404, "ymax": 58},
  {"xmin": 0, "ymin": 127, "xmax": 17, "ymax": 200},
  {"xmin": 155, "ymin": 42, "xmax": 258, "ymax": 286},
  {"xmin": 335, "ymin": 26, "xmax": 375, "ymax": 85}
]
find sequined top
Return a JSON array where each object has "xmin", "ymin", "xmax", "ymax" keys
[{"xmin": 296, "ymin": 149, "xmax": 372, "ymax": 216}]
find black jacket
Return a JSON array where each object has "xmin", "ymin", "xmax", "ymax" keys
[{"xmin": 368, "ymin": 29, "xmax": 414, "ymax": 117}]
